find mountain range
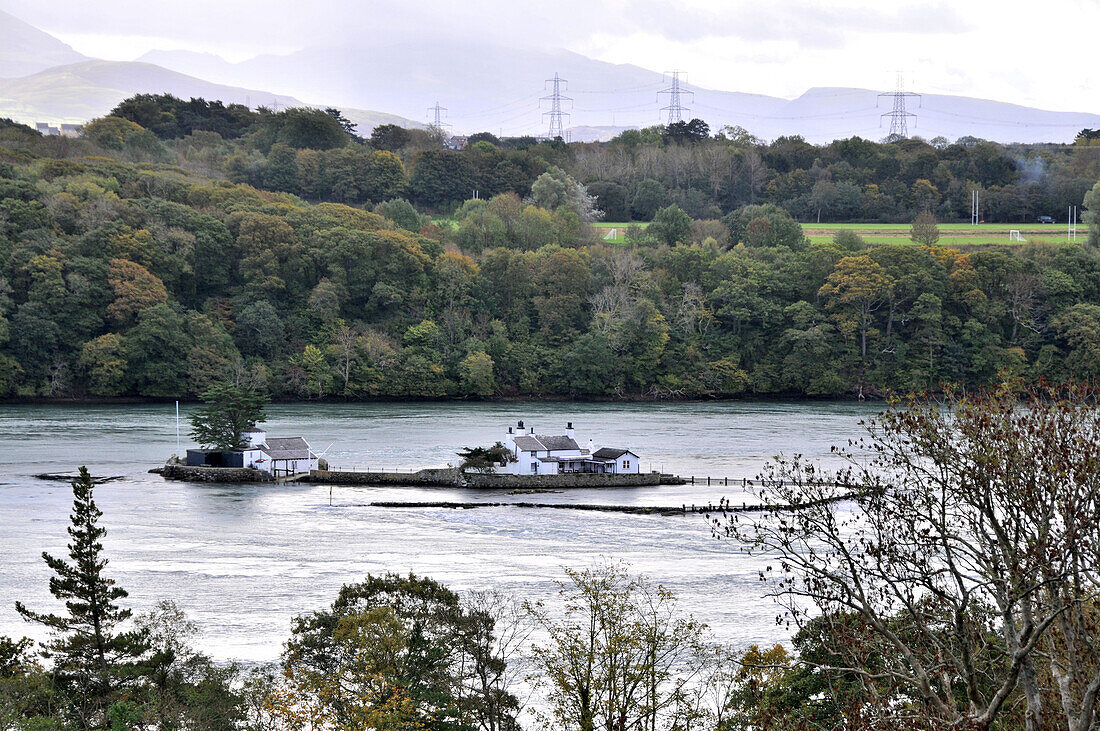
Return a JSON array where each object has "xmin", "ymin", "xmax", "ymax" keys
[{"xmin": 2, "ymin": 8, "xmax": 1098, "ymax": 143}]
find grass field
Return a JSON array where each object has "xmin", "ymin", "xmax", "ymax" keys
[
  {"xmin": 595, "ymin": 221, "xmax": 1079, "ymax": 247},
  {"xmin": 592, "ymin": 222, "xmax": 644, "ymax": 242},
  {"xmin": 442, "ymin": 219, "xmax": 1081, "ymax": 247},
  {"xmin": 803, "ymin": 222, "xmax": 1079, "ymax": 247}
]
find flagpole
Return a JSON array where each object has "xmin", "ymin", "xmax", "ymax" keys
[{"xmin": 175, "ymin": 401, "xmax": 180, "ymax": 454}]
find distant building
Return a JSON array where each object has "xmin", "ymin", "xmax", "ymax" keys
[
  {"xmin": 35, "ymin": 123, "xmax": 60, "ymax": 136},
  {"xmin": 185, "ymin": 430, "xmax": 319, "ymax": 476},
  {"xmin": 60, "ymin": 123, "xmax": 83, "ymax": 137},
  {"xmin": 502, "ymin": 420, "xmax": 641, "ymax": 475},
  {"xmin": 446, "ymin": 135, "xmax": 468, "ymax": 150}
]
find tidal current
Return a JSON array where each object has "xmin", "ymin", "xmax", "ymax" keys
[{"xmin": 0, "ymin": 400, "xmax": 877, "ymax": 661}]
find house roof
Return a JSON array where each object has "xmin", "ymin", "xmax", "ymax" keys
[
  {"xmin": 262, "ymin": 437, "xmax": 314, "ymax": 461},
  {"xmin": 592, "ymin": 447, "xmax": 636, "ymax": 460},
  {"xmin": 513, "ymin": 434, "xmax": 581, "ymax": 453}
]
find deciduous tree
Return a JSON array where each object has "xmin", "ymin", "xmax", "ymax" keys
[
  {"xmin": 714, "ymin": 384, "xmax": 1100, "ymax": 731},
  {"xmin": 910, "ymin": 210, "xmax": 941, "ymax": 245}
]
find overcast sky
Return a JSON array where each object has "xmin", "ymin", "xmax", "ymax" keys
[{"xmin": 4, "ymin": 0, "xmax": 1098, "ymax": 112}]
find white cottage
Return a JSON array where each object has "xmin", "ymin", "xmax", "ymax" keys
[
  {"xmin": 591, "ymin": 448, "xmax": 641, "ymax": 474},
  {"xmin": 503, "ymin": 421, "xmax": 641, "ymax": 475},
  {"xmin": 186, "ymin": 431, "xmax": 319, "ymax": 476}
]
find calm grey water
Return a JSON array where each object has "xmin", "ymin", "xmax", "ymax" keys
[{"xmin": 0, "ymin": 401, "xmax": 878, "ymax": 662}]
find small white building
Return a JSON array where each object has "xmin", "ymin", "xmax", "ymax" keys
[
  {"xmin": 244, "ymin": 431, "xmax": 319, "ymax": 476},
  {"xmin": 502, "ymin": 421, "xmax": 641, "ymax": 475},
  {"xmin": 591, "ymin": 448, "xmax": 641, "ymax": 474},
  {"xmin": 187, "ymin": 431, "xmax": 319, "ymax": 476}
]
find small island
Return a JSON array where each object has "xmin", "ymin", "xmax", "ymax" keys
[
  {"xmin": 155, "ymin": 389, "xmax": 672, "ymax": 487},
  {"xmin": 306, "ymin": 420, "xmax": 677, "ymax": 488}
]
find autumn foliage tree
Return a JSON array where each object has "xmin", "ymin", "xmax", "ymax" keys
[
  {"xmin": 273, "ymin": 573, "xmax": 521, "ymax": 731},
  {"xmin": 106, "ymin": 259, "xmax": 168, "ymax": 323},
  {"xmin": 818, "ymin": 255, "xmax": 894, "ymax": 359},
  {"xmin": 715, "ymin": 383, "xmax": 1100, "ymax": 731},
  {"xmin": 527, "ymin": 562, "xmax": 709, "ymax": 731}
]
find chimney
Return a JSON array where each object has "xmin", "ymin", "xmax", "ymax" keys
[
  {"xmin": 242, "ymin": 430, "xmax": 266, "ymax": 449},
  {"xmin": 517, "ymin": 420, "xmax": 525, "ymax": 436},
  {"xmin": 566, "ymin": 422, "xmax": 575, "ymax": 440},
  {"xmin": 587, "ymin": 438, "xmax": 595, "ymax": 454}
]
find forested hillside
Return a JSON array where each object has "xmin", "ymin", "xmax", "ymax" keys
[{"xmin": 1, "ymin": 100, "xmax": 1100, "ymax": 401}]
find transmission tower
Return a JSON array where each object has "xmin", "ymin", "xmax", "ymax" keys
[
  {"xmin": 541, "ymin": 72, "xmax": 571, "ymax": 139},
  {"xmin": 878, "ymin": 72, "xmax": 921, "ymax": 139},
  {"xmin": 658, "ymin": 70, "xmax": 693, "ymax": 124},
  {"xmin": 427, "ymin": 101, "xmax": 451, "ymax": 129}
]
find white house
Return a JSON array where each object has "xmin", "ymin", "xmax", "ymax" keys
[
  {"xmin": 591, "ymin": 448, "xmax": 641, "ymax": 474},
  {"xmin": 187, "ymin": 431, "xmax": 319, "ymax": 476},
  {"xmin": 502, "ymin": 421, "xmax": 641, "ymax": 475}
]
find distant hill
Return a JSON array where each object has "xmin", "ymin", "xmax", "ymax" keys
[
  {"xmin": 0, "ymin": 9, "xmax": 87, "ymax": 78},
  {"xmin": 136, "ymin": 50, "xmax": 239, "ymax": 86},
  {"xmin": 0, "ymin": 60, "xmax": 303, "ymax": 125},
  {"xmin": 136, "ymin": 38, "xmax": 1100, "ymax": 144},
  {"xmin": 0, "ymin": 58, "xmax": 422, "ymax": 133}
]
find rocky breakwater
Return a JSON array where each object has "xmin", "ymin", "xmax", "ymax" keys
[{"xmin": 152, "ymin": 460, "xmax": 274, "ymax": 483}]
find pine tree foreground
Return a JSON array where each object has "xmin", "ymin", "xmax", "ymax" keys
[{"xmin": 15, "ymin": 466, "xmax": 151, "ymax": 729}]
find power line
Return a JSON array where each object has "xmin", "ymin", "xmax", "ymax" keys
[
  {"xmin": 446, "ymin": 93, "xmax": 543, "ymax": 119},
  {"xmin": 427, "ymin": 101, "xmax": 451, "ymax": 129},
  {"xmin": 658, "ymin": 70, "xmax": 694, "ymax": 124},
  {"xmin": 541, "ymin": 72, "xmax": 572, "ymax": 139},
  {"xmin": 878, "ymin": 72, "xmax": 921, "ymax": 138},
  {"xmin": 571, "ymin": 80, "xmax": 666, "ymax": 95}
]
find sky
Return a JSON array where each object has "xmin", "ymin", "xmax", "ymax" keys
[{"xmin": 3, "ymin": 0, "xmax": 1098, "ymax": 112}]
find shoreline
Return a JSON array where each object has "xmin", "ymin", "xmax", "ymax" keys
[{"xmin": 0, "ymin": 392, "xmax": 882, "ymax": 407}]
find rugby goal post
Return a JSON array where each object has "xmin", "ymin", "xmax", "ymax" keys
[
  {"xmin": 603, "ymin": 228, "xmax": 618, "ymax": 241},
  {"xmin": 1009, "ymin": 230, "xmax": 1025, "ymax": 242}
]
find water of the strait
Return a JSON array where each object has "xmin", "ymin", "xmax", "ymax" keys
[{"xmin": 0, "ymin": 400, "xmax": 878, "ymax": 661}]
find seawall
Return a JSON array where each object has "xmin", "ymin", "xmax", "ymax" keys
[
  {"xmin": 305, "ymin": 469, "xmax": 667, "ymax": 488},
  {"xmin": 306, "ymin": 467, "xmax": 464, "ymax": 487},
  {"xmin": 156, "ymin": 464, "xmax": 274, "ymax": 483}
]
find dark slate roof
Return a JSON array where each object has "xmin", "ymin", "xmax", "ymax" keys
[
  {"xmin": 513, "ymin": 435, "xmax": 545, "ymax": 452},
  {"xmin": 535, "ymin": 434, "xmax": 580, "ymax": 451},
  {"xmin": 592, "ymin": 447, "xmax": 635, "ymax": 459},
  {"xmin": 513, "ymin": 434, "xmax": 581, "ymax": 453},
  {"xmin": 262, "ymin": 437, "xmax": 313, "ymax": 460}
]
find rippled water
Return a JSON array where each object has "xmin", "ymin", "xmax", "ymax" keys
[{"xmin": 0, "ymin": 400, "xmax": 879, "ymax": 661}]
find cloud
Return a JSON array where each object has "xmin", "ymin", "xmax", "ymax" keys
[
  {"xmin": 0, "ymin": 0, "xmax": 1094, "ymax": 111},
  {"xmin": 0, "ymin": 0, "xmax": 977, "ymax": 50},
  {"xmin": 552, "ymin": 0, "xmax": 975, "ymax": 46}
]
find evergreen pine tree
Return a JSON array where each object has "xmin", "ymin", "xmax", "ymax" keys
[{"xmin": 15, "ymin": 466, "xmax": 151, "ymax": 729}]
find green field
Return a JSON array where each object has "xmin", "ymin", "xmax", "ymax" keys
[
  {"xmin": 804, "ymin": 222, "xmax": 1079, "ymax": 247},
  {"xmin": 591, "ymin": 222, "xmax": 645, "ymax": 242},
  {"xmin": 444, "ymin": 219, "xmax": 1080, "ymax": 247}
]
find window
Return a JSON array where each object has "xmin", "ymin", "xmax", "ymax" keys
[{"xmin": 622, "ymin": 460, "xmax": 630, "ymax": 470}]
